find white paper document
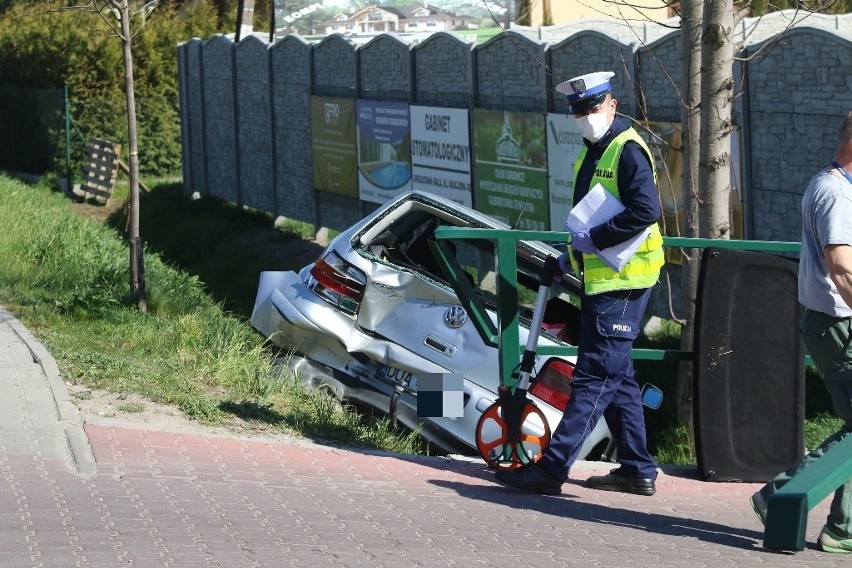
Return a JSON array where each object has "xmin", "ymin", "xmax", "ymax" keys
[{"xmin": 565, "ymin": 183, "xmax": 651, "ymax": 272}]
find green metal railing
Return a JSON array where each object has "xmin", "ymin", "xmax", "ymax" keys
[
  {"xmin": 432, "ymin": 227, "xmax": 842, "ymax": 551},
  {"xmin": 763, "ymin": 435, "xmax": 852, "ymax": 550},
  {"xmin": 432, "ymin": 228, "xmax": 801, "ymax": 378}
]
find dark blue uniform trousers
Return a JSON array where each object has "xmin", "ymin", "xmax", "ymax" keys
[{"xmin": 539, "ymin": 286, "xmax": 658, "ymax": 481}]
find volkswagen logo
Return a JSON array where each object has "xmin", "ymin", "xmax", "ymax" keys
[{"xmin": 444, "ymin": 305, "xmax": 467, "ymax": 329}]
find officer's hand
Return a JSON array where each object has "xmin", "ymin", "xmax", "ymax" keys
[
  {"xmin": 557, "ymin": 251, "xmax": 571, "ymax": 275},
  {"xmin": 570, "ymin": 230, "xmax": 597, "ymax": 254}
]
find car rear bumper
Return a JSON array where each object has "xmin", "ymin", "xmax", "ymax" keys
[
  {"xmin": 279, "ymin": 354, "xmax": 475, "ymax": 456},
  {"xmin": 251, "ymin": 272, "xmax": 615, "ymax": 462}
]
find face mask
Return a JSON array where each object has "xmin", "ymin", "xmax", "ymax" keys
[{"xmin": 575, "ymin": 112, "xmax": 611, "ymax": 143}]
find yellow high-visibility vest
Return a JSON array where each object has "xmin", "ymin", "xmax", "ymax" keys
[{"xmin": 570, "ymin": 129, "xmax": 665, "ymax": 294}]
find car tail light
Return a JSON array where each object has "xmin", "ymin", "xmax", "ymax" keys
[
  {"xmin": 529, "ymin": 358, "xmax": 574, "ymax": 411},
  {"xmin": 307, "ymin": 252, "xmax": 366, "ymax": 315}
]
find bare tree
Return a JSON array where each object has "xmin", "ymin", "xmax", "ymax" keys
[
  {"xmin": 59, "ymin": 0, "xmax": 150, "ymax": 311},
  {"xmin": 698, "ymin": 0, "xmax": 735, "ymax": 242},
  {"xmin": 542, "ymin": 0, "xmax": 552, "ymax": 25},
  {"xmin": 235, "ymin": 0, "xmax": 256, "ymax": 41},
  {"xmin": 676, "ymin": 0, "xmax": 704, "ymax": 443},
  {"xmin": 118, "ymin": 0, "xmax": 147, "ymax": 312},
  {"xmin": 598, "ymin": 0, "xmax": 739, "ymax": 439},
  {"xmin": 515, "ymin": 0, "xmax": 532, "ymax": 25}
]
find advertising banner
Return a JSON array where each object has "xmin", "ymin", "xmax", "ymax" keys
[
  {"xmin": 356, "ymin": 100, "xmax": 412, "ymax": 204},
  {"xmin": 310, "ymin": 96, "xmax": 358, "ymax": 197},
  {"xmin": 545, "ymin": 113, "xmax": 584, "ymax": 231},
  {"xmin": 472, "ymin": 109, "xmax": 548, "ymax": 230},
  {"xmin": 409, "ymin": 105, "xmax": 472, "ymax": 206}
]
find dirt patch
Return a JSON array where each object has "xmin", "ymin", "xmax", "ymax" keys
[
  {"xmin": 68, "ymin": 193, "xmax": 127, "ymax": 224},
  {"xmin": 67, "ymin": 384, "xmax": 322, "ymax": 446}
]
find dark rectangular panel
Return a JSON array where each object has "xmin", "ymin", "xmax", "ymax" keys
[{"xmin": 694, "ymin": 247, "xmax": 805, "ymax": 482}]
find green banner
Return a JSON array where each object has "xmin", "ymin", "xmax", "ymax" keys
[
  {"xmin": 311, "ymin": 96, "xmax": 358, "ymax": 197},
  {"xmin": 474, "ymin": 161, "xmax": 549, "ymax": 230},
  {"xmin": 472, "ymin": 109, "xmax": 549, "ymax": 230}
]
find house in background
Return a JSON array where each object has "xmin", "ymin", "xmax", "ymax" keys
[
  {"xmin": 322, "ymin": 4, "xmax": 470, "ymax": 36},
  {"xmin": 528, "ymin": 0, "xmax": 675, "ymax": 25}
]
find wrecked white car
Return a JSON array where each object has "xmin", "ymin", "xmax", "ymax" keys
[{"xmin": 250, "ymin": 191, "xmax": 614, "ymax": 460}]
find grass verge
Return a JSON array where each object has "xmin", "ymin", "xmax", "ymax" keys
[{"xmin": 0, "ymin": 174, "xmax": 428, "ymax": 455}]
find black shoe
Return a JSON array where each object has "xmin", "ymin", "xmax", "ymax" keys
[
  {"xmin": 586, "ymin": 468, "xmax": 656, "ymax": 496},
  {"xmin": 495, "ymin": 463, "xmax": 562, "ymax": 495}
]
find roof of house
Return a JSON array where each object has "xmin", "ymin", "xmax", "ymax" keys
[{"xmin": 343, "ymin": 4, "xmax": 461, "ymax": 21}]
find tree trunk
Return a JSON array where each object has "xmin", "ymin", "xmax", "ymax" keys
[
  {"xmin": 119, "ymin": 0, "xmax": 147, "ymax": 312},
  {"xmin": 515, "ymin": 0, "xmax": 531, "ymax": 26},
  {"xmin": 676, "ymin": 0, "xmax": 703, "ymax": 445},
  {"xmin": 542, "ymin": 0, "xmax": 552, "ymax": 26},
  {"xmin": 235, "ymin": 0, "xmax": 255, "ymax": 41},
  {"xmin": 699, "ymin": 0, "xmax": 735, "ymax": 241}
]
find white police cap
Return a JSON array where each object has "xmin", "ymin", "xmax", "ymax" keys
[{"xmin": 555, "ymin": 71, "xmax": 615, "ymax": 114}]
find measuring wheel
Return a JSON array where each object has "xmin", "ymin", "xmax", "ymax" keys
[{"xmin": 475, "ymin": 398, "xmax": 551, "ymax": 470}]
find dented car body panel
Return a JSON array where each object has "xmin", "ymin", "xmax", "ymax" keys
[{"xmin": 250, "ymin": 191, "xmax": 614, "ymax": 459}]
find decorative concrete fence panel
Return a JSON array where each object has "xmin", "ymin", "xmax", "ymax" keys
[
  {"xmin": 475, "ymin": 31, "xmax": 548, "ymax": 113},
  {"xmin": 201, "ymin": 35, "xmax": 237, "ymax": 203},
  {"xmin": 359, "ymin": 33, "xmax": 413, "ymax": 102},
  {"xmin": 179, "ymin": 16, "xmax": 852, "ymax": 246},
  {"xmin": 744, "ymin": 27, "xmax": 852, "ymax": 242},
  {"xmin": 270, "ymin": 35, "xmax": 314, "ymax": 222},
  {"xmin": 235, "ymin": 35, "xmax": 273, "ymax": 212},
  {"xmin": 413, "ymin": 32, "xmax": 474, "ymax": 108}
]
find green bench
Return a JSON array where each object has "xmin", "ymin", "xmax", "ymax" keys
[{"xmin": 763, "ymin": 434, "xmax": 852, "ymax": 550}]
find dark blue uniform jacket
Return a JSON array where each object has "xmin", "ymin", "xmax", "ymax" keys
[{"xmin": 572, "ymin": 116, "xmax": 661, "ymax": 251}]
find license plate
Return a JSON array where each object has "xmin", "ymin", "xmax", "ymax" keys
[{"xmin": 376, "ymin": 364, "xmax": 416, "ymax": 388}]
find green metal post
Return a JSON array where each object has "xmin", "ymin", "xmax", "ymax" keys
[
  {"xmin": 662, "ymin": 236, "xmax": 800, "ymax": 252},
  {"xmin": 495, "ymin": 237, "xmax": 520, "ymax": 390},
  {"xmin": 428, "ymin": 238, "xmax": 497, "ymax": 346},
  {"xmin": 64, "ymin": 85, "xmax": 73, "ymax": 196},
  {"xmin": 763, "ymin": 435, "xmax": 852, "ymax": 550}
]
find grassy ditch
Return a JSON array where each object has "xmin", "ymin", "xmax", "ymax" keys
[{"xmin": 0, "ymin": 174, "xmax": 426, "ymax": 455}]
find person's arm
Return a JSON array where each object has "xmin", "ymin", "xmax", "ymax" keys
[
  {"xmin": 589, "ymin": 142, "xmax": 660, "ymax": 250},
  {"xmin": 825, "ymin": 244, "xmax": 852, "ymax": 310}
]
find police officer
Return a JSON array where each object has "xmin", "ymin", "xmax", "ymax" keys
[{"xmin": 495, "ymin": 71, "xmax": 664, "ymax": 496}]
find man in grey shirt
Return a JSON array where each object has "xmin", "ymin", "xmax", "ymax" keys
[{"xmin": 751, "ymin": 111, "xmax": 852, "ymax": 553}]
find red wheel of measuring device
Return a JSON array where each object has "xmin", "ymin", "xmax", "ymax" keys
[{"xmin": 475, "ymin": 399, "xmax": 551, "ymax": 470}]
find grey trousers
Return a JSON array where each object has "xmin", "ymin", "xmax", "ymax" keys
[{"xmin": 757, "ymin": 308, "xmax": 852, "ymax": 537}]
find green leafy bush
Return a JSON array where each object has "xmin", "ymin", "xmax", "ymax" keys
[{"xmin": 0, "ymin": 0, "xmax": 220, "ymax": 177}]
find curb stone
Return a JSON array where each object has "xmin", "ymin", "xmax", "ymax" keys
[{"xmin": 0, "ymin": 306, "xmax": 97, "ymax": 475}]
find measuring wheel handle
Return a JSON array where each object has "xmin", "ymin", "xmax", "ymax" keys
[{"xmin": 474, "ymin": 394, "xmax": 552, "ymax": 470}]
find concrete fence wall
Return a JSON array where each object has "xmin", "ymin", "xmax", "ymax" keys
[
  {"xmin": 177, "ymin": 12, "xmax": 852, "ymax": 318},
  {"xmin": 743, "ymin": 27, "xmax": 852, "ymax": 242}
]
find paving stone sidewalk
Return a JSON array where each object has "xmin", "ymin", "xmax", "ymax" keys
[{"xmin": 0, "ymin": 307, "xmax": 844, "ymax": 567}]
